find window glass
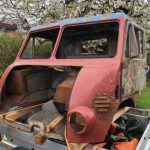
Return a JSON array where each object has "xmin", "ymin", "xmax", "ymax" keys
[
  {"xmin": 21, "ymin": 28, "xmax": 59, "ymax": 59},
  {"xmin": 56, "ymin": 22, "xmax": 119, "ymax": 59}
]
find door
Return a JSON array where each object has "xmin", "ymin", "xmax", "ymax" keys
[{"xmin": 122, "ymin": 23, "xmax": 147, "ymax": 98}]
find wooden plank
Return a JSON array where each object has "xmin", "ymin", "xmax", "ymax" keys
[
  {"xmin": 5, "ymin": 107, "xmax": 34, "ymax": 122},
  {"xmin": 35, "ymin": 133, "xmax": 46, "ymax": 145},
  {"xmin": 112, "ymin": 107, "xmax": 130, "ymax": 123},
  {"xmin": 4, "ymin": 102, "xmax": 46, "ymax": 116},
  {"xmin": 4, "ymin": 102, "xmax": 46, "ymax": 122},
  {"xmin": 46, "ymin": 115, "xmax": 64, "ymax": 132}
]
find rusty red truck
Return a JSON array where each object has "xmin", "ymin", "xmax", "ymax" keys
[{"xmin": 0, "ymin": 13, "xmax": 148, "ymax": 149}]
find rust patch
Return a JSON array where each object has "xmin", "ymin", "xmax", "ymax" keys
[
  {"xmin": 54, "ymin": 79, "xmax": 74, "ymax": 104},
  {"xmin": 122, "ymin": 59, "xmax": 146, "ymax": 97}
]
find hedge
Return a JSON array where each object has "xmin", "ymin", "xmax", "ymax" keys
[{"xmin": 0, "ymin": 33, "xmax": 24, "ymax": 76}]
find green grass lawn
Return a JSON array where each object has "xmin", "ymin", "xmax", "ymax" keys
[{"xmin": 136, "ymin": 82, "xmax": 150, "ymax": 109}]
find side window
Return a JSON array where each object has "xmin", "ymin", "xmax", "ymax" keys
[
  {"xmin": 22, "ymin": 37, "xmax": 53, "ymax": 59},
  {"xmin": 125, "ymin": 24, "xmax": 145, "ymax": 59},
  {"xmin": 21, "ymin": 28, "xmax": 59, "ymax": 59}
]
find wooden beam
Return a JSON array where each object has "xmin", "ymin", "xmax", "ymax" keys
[
  {"xmin": 5, "ymin": 107, "xmax": 34, "ymax": 122},
  {"xmin": 35, "ymin": 133, "xmax": 46, "ymax": 145},
  {"xmin": 46, "ymin": 115, "xmax": 64, "ymax": 132},
  {"xmin": 112, "ymin": 107, "xmax": 130, "ymax": 123},
  {"xmin": 4, "ymin": 102, "xmax": 46, "ymax": 122}
]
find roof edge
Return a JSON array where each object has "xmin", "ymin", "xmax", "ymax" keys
[{"xmin": 30, "ymin": 13, "xmax": 128, "ymax": 32}]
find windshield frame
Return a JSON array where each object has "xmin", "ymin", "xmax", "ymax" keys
[{"xmin": 17, "ymin": 19, "xmax": 124, "ymax": 62}]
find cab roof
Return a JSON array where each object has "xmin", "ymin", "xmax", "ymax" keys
[{"xmin": 30, "ymin": 13, "xmax": 129, "ymax": 32}]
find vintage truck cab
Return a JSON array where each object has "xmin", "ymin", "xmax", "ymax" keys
[{"xmin": 0, "ymin": 13, "xmax": 147, "ymax": 149}]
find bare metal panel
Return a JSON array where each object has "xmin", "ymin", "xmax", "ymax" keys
[
  {"xmin": 0, "ymin": 125, "xmax": 67, "ymax": 150},
  {"xmin": 136, "ymin": 121, "xmax": 150, "ymax": 150}
]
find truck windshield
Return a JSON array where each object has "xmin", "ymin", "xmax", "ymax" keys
[
  {"xmin": 21, "ymin": 28, "xmax": 59, "ymax": 59},
  {"xmin": 56, "ymin": 22, "xmax": 119, "ymax": 59}
]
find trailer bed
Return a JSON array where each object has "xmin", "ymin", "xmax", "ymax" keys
[{"xmin": 0, "ymin": 107, "xmax": 149, "ymax": 150}]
